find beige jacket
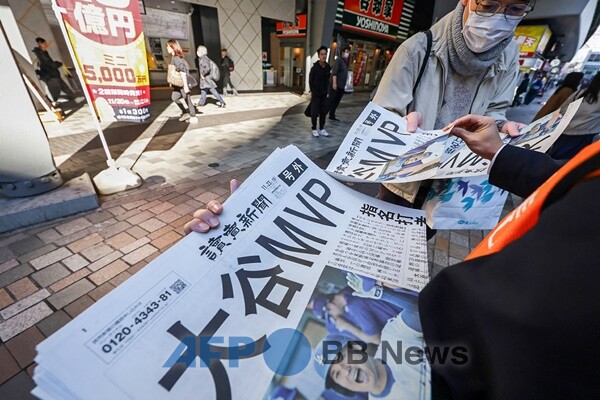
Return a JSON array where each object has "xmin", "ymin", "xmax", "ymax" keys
[{"xmin": 373, "ymin": 10, "xmax": 520, "ymax": 201}]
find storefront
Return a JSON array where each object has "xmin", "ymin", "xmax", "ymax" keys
[
  {"xmin": 265, "ymin": 14, "xmax": 307, "ymax": 91},
  {"xmin": 331, "ymin": 0, "xmax": 406, "ymax": 90},
  {"xmin": 137, "ymin": 0, "xmax": 296, "ymax": 91}
]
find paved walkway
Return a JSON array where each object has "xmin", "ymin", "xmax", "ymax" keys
[{"xmin": 0, "ymin": 89, "xmax": 546, "ymax": 398}]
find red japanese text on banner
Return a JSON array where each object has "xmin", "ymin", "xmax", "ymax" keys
[{"xmin": 56, "ymin": 0, "xmax": 150, "ymax": 122}]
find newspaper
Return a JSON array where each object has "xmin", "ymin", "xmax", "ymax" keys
[
  {"xmin": 326, "ymin": 100, "xmax": 583, "ymax": 183},
  {"xmin": 33, "ymin": 146, "xmax": 431, "ymax": 400},
  {"xmin": 438, "ymin": 99, "xmax": 583, "ymax": 178}
]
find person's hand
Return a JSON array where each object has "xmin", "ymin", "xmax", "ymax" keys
[
  {"xmin": 449, "ymin": 115, "xmax": 504, "ymax": 160},
  {"xmin": 183, "ymin": 179, "xmax": 240, "ymax": 234},
  {"xmin": 332, "ymin": 82, "xmax": 337, "ymax": 91},
  {"xmin": 500, "ymin": 120, "xmax": 526, "ymax": 137},
  {"xmin": 405, "ymin": 111, "xmax": 423, "ymax": 133},
  {"xmin": 346, "ymin": 273, "xmax": 383, "ymax": 299}
]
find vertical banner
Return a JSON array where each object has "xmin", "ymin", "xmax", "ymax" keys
[
  {"xmin": 56, "ymin": 0, "xmax": 150, "ymax": 122},
  {"xmin": 353, "ymin": 49, "xmax": 366, "ymax": 85}
]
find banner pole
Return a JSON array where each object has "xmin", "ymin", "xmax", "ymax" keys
[{"xmin": 50, "ymin": 0, "xmax": 142, "ymax": 194}]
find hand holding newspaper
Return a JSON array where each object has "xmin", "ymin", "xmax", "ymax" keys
[
  {"xmin": 34, "ymin": 146, "xmax": 431, "ymax": 400},
  {"xmin": 326, "ymin": 100, "xmax": 583, "ymax": 183}
]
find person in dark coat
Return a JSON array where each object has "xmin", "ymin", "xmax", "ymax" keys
[
  {"xmin": 421, "ymin": 114, "xmax": 600, "ymax": 399},
  {"xmin": 309, "ymin": 46, "xmax": 331, "ymax": 137},
  {"xmin": 32, "ymin": 37, "xmax": 75, "ymax": 105},
  {"xmin": 220, "ymin": 49, "xmax": 238, "ymax": 96},
  {"xmin": 326, "ymin": 46, "xmax": 350, "ymax": 122},
  {"xmin": 523, "ymin": 74, "xmax": 543, "ymax": 105}
]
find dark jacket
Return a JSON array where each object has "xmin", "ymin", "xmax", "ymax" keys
[
  {"xmin": 331, "ymin": 56, "xmax": 348, "ymax": 88},
  {"xmin": 33, "ymin": 47, "xmax": 61, "ymax": 80},
  {"xmin": 422, "ymin": 144, "xmax": 600, "ymax": 400},
  {"xmin": 309, "ymin": 61, "xmax": 330, "ymax": 97},
  {"xmin": 221, "ymin": 55, "xmax": 233, "ymax": 77},
  {"xmin": 516, "ymin": 77, "xmax": 530, "ymax": 94}
]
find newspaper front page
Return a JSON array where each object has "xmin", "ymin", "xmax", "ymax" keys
[
  {"xmin": 326, "ymin": 100, "xmax": 583, "ymax": 183},
  {"xmin": 34, "ymin": 146, "xmax": 431, "ymax": 400},
  {"xmin": 437, "ymin": 99, "xmax": 583, "ymax": 178}
]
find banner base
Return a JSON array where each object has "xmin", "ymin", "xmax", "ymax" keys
[{"xmin": 93, "ymin": 166, "xmax": 142, "ymax": 195}]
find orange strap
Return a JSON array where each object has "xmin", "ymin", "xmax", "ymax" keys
[{"xmin": 467, "ymin": 141, "xmax": 600, "ymax": 260}]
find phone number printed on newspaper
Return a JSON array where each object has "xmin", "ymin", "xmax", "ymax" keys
[{"xmin": 87, "ymin": 274, "xmax": 189, "ymax": 363}]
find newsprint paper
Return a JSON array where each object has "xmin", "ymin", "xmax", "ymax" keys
[
  {"xmin": 34, "ymin": 146, "xmax": 431, "ymax": 400},
  {"xmin": 326, "ymin": 100, "xmax": 582, "ymax": 183}
]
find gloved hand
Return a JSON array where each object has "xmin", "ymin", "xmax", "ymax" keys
[{"xmin": 346, "ymin": 272, "xmax": 383, "ymax": 299}]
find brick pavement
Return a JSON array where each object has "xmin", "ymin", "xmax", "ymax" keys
[{"xmin": 0, "ymin": 90, "xmax": 544, "ymax": 397}]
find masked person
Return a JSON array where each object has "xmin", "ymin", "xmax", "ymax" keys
[
  {"xmin": 372, "ymin": 0, "xmax": 531, "ymax": 218},
  {"xmin": 327, "ymin": 46, "xmax": 351, "ymax": 122},
  {"xmin": 33, "ymin": 37, "xmax": 76, "ymax": 106}
]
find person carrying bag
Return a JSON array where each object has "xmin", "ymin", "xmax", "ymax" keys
[{"xmin": 167, "ymin": 39, "xmax": 198, "ymax": 123}]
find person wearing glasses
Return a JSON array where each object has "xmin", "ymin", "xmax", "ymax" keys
[{"xmin": 372, "ymin": 0, "xmax": 533, "ymax": 221}]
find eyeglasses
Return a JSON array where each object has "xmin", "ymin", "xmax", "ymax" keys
[{"xmin": 473, "ymin": 0, "xmax": 534, "ymax": 20}]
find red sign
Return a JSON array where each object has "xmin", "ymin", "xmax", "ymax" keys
[
  {"xmin": 353, "ymin": 50, "xmax": 367, "ymax": 85},
  {"xmin": 342, "ymin": 0, "xmax": 404, "ymax": 40},
  {"xmin": 56, "ymin": 0, "xmax": 151, "ymax": 122},
  {"xmin": 276, "ymin": 14, "xmax": 307, "ymax": 38}
]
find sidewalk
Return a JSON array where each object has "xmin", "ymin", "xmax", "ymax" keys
[{"xmin": 0, "ymin": 91, "xmax": 546, "ymax": 398}]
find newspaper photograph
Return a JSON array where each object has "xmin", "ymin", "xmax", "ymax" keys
[
  {"xmin": 327, "ymin": 100, "xmax": 582, "ymax": 183},
  {"xmin": 325, "ymin": 102, "xmax": 448, "ymax": 183},
  {"xmin": 33, "ymin": 145, "xmax": 431, "ymax": 400}
]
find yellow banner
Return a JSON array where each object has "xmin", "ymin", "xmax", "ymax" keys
[{"xmin": 514, "ymin": 25, "xmax": 552, "ymax": 58}]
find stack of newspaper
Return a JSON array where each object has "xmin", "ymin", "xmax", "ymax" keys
[{"xmin": 34, "ymin": 146, "xmax": 431, "ymax": 399}]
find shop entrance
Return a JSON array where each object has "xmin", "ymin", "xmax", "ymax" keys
[{"xmin": 278, "ymin": 45, "xmax": 305, "ymax": 92}]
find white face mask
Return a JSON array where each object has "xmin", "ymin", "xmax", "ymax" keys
[
  {"xmin": 343, "ymin": 51, "xmax": 349, "ymax": 58},
  {"xmin": 462, "ymin": 12, "xmax": 521, "ymax": 53}
]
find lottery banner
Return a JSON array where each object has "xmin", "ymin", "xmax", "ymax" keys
[
  {"xmin": 55, "ymin": 0, "xmax": 151, "ymax": 122},
  {"xmin": 33, "ymin": 146, "xmax": 431, "ymax": 399}
]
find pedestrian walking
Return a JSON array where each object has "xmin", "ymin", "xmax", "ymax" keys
[
  {"xmin": 166, "ymin": 39, "xmax": 198, "ymax": 123},
  {"xmin": 523, "ymin": 74, "xmax": 543, "ymax": 105},
  {"xmin": 32, "ymin": 37, "xmax": 76, "ymax": 106},
  {"xmin": 511, "ymin": 73, "xmax": 529, "ymax": 107},
  {"xmin": 326, "ymin": 46, "xmax": 350, "ymax": 122},
  {"xmin": 309, "ymin": 46, "xmax": 331, "ymax": 137},
  {"xmin": 220, "ymin": 49, "xmax": 238, "ymax": 96},
  {"xmin": 196, "ymin": 46, "xmax": 226, "ymax": 108}
]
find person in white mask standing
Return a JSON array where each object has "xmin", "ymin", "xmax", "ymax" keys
[{"xmin": 372, "ymin": 0, "xmax": 534, "ymax": 217}]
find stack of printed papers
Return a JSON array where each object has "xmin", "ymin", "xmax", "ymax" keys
[{"xmin": 34, "ymin": 146, "xmax": 431, "ymax": 400}]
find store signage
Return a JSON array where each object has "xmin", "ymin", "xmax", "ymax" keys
[
  {"xmin": 514, "ymin": 25, "xmax": 553, "ymax": 58},
  {"xmin": 55, "ymin": 0, "xmax": 151, "ymax": 122},
  {"xmin": 276, "ymin": 14, "xmax": 307, "ymax": 38},
  {"xmin": 339, "ymin": 0, "xmax": 404, "ymax": 41}
]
